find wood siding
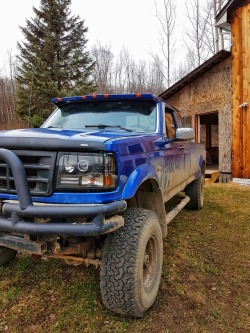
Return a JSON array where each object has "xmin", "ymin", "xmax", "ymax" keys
[{"xmin": 231, "ymin": 4, "xmax": 250, "ymax": 178}]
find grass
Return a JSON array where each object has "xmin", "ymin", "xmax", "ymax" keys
[{"xmin": 0, "ymin": 183, "xmax": 250, "ymax": 333}]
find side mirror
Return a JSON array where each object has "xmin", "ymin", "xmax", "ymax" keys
[{"xmin": 175, "ymin": 128, "xmax": 195, "ymax": 141}]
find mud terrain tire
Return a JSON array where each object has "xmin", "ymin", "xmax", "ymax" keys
[{"xmin": 100, "ymin": 208, "xmax": 163, "ymax": 317}]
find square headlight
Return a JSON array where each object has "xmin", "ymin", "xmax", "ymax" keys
[{"xmin": 56, "ymin": 152, "xmax": 117, "ymax": 191}]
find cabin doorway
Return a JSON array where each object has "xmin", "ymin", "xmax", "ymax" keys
[{"xmin": 196, "ymin": 112, "xmax": 219, "ymax": 167}]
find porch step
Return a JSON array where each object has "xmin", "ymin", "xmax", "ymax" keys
[{"xmin": 205, "ymin": 171, "xmax": 219, "ymax": 185}]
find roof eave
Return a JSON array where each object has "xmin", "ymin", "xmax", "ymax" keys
[
  {"xmin": 215, "ymin": 11, "xmax": 231, "ymax": 31},
  {"xmin": 159, "ymin": 50, "xmax": 231, "ymax": 100},
  {"xmin": 215, "ymin": 0, "xmax": 250, "ymax": 26}
]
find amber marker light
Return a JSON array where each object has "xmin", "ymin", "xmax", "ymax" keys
[{"xmin": 104, "ymin": 175, "xmax": 111, "ymax": 186}]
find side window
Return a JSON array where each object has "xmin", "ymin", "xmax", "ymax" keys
[{"xmin": 165, "ymin": 110, "xmax": 176, "ymax": 139}]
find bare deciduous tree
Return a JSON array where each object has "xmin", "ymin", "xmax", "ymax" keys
[
  {"xmin": 183, "ymin": 0, "xmax": 213, "ymax": 68},
  {"xmin": 147, "ymin": 55, "xmax": 165, "ymax": 95},
  {"xmin": 153, "ymin": 0, "xmax": 176, "ymax": 88},
  {"xmin": 203, "ymin": 0, "xmax": 217, "ymax": 54},
  {"xmin": 91, "ymin": 43, "xmax": 165, "ymax": 95},
  {"xmin": 183, "ymin": 0, "xmax": 231, "ymax": 72},
  {"xmin": 91, "ymin": 42, "xmax": 114, "ymax": 93},
  {"xmin": 0, "ymin": 52, "xmax": 26, "ymax": 130}
]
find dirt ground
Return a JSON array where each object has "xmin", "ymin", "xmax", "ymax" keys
[{"xmin": 0, "ymin": 183, "xmax": 250, "ymax": 333}]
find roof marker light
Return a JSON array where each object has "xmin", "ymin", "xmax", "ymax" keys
[
  {"xmin": 82, "ymin": 95, "xmax": 86, "ymax": 99},
  {"xmin": 135, "ymin": 93, "xmax": 141, "ymax": 98},
  {"xmin": 104, "ymin": 94, "xmax": 109, "ymax": 98}
]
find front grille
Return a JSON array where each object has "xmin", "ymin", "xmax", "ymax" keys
[{"xmin": 0, "ymin": 150, "xmax": 57, "ymax": 196}]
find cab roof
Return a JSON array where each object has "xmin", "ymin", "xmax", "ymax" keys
[{"xmin": 51, "ymin": 93, "xmax": 163, "ymax": 106}]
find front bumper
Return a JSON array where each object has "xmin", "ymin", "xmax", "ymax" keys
[{"xmin": 0, "ymin": 148, "xmax": 126, "ymax": 236}]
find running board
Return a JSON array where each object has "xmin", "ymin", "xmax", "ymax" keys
[{"xmin": 166, "ymin": 195, "xmax": 190, "ymax": 225}]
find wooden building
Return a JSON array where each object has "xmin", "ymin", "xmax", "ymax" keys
[
  {"xmin": 221, "ymin": 0, "xmax": 250, "ymax": 180},
  {"xmin": 159, "ymin": 0, "xmax": 250, "ymax": 182}
]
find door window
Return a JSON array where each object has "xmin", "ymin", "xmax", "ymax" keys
[{"xmin": 165, "ymin": 111, "xmax": 176, "ymax": 139}]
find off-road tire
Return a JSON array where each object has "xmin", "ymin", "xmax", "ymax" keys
[
  {"xmin": 185, "ymin": 172, "xmax": 204, "ymax": 210},
  {"xmin": 0, "ymin": 246, "xmax": 17, "ymax": 266},
  {"xmin": 100, "ymin": 208, "xmax": 163, "ymax": 317}
]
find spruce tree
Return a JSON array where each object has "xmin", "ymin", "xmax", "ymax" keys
[{"xmin": 16, "ymin": 0, "xmax": 95, "ymax": 127}]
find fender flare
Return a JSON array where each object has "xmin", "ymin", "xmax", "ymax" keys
[{"xmin": 121, "ymin": 164, "xmax": 160, "ymax": 199}]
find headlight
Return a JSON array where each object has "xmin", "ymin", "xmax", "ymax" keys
[{"xmin": 56, "ymin": 152, "xmax": 117, "ymax": 191}]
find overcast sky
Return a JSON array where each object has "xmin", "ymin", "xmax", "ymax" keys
[{"xmin": 0, "ymin": 0, "xmax": 204, "ymax": 72}]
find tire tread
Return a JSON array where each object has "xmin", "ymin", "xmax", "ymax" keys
[{"xmin": 100, "ymin": 208, "xmax": 162, "ymax": 317}]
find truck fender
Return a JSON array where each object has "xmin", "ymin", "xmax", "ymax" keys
[
  {"xmin": 122, "ymin": 164, "xmax": 159, "ymax": 199},
  {"xmin": 122, "ymin": 164, "xmax": 167, "ymax": 239}
]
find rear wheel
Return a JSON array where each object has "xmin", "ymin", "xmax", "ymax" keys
[
  {"xmin": 100, "ymin": 208, "xmax": 163, "ymax": 317},
  {"xmin": 0, "ymin": 246, "xmax": 17, "ymax": 266},
  {"xmin": 185, "ymin": 171, "xmax": 205, "ymax": 210}
]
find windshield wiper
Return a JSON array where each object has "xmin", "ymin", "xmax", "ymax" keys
[{"xmin": 85, "ymin": 124, "xmax": 133, "ymax": 132}]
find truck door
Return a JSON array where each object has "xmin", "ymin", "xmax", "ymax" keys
[{"xmin": 162, "ymin": 106, "xmax": 186, "ymax": 200}]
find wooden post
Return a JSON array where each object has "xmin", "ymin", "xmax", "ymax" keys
[
  {"xmin": 241, "ymin": 4, "xmax": 250, "ymax": 178},
  {"xmin": 231, "ymin": 4, "xmax": 250, "ymax": 178}
]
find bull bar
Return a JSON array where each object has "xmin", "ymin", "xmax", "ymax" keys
[{"xmin": 0, "ymin": 148, "xmax": 126, "ymax": 236}]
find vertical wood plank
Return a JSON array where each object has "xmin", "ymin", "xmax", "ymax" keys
[
  {"xmin": 241, "ymin": 4, "xmax": 250, "ymax": 178},
  {"xmin": 231, "ymin": 8, "xmax": 243, "ymax": 178}
]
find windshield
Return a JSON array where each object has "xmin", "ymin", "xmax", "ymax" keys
[{"xmin": 42, "ymin": 99, "xmax": 157, "ymax": 132}]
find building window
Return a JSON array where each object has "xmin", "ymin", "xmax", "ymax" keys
[{"xmin": 182, "ymin": 116, "xmax": 193, "ymax": 128}]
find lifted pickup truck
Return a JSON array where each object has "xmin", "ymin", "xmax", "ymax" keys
[{"xmin": 0, "ymin": 93, "xmax": 205, "ymax": 317}]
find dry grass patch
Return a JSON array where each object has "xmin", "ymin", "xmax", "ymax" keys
[{"xmin": 0, "ymin": 183, "xmax": 250, "ymax": 332}]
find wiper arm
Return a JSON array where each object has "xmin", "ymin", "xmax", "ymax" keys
[{"xmin": 85, "ymin": 124, "xmax": 133, "ymax": 132}]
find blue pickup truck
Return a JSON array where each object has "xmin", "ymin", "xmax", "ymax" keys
[{"xmin": 0, "ymin": 93, "xmax": 205, "ymax": 317}]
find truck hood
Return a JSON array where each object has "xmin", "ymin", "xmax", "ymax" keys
[{"xmin": 0, "ymin": 128, "xmax": 142, "ymax": 151}]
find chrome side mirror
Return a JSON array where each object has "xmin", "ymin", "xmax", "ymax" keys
[{"xmin": 175, "ymin": 128, "xmax": 195, "ymax": 141}]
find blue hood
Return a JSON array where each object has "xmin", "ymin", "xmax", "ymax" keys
[{"xmin": 0, "ymin": 128, "xmax": 141, "ymax": 151}]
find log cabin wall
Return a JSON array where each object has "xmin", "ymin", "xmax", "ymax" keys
[
  {"xmin": 231, "ymin": 4, "xmax": 250, "ymax": 178},
  {"xmin": 166, "ymin": 58, "xmax": 232, "ymax": 177}
]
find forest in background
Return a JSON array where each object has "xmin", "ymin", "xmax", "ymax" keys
[{"xmin": 0, "ymin": 0, "xmax": 229, "ymax": 129}]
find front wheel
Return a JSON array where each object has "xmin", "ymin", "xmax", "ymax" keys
[
  {"xmin": 100, "ymin": 208, "xmax": 163, "ymax": 317},
  {"xmin": 0, "ymin": 246, "xmax": 17, "ymax": 266}
]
